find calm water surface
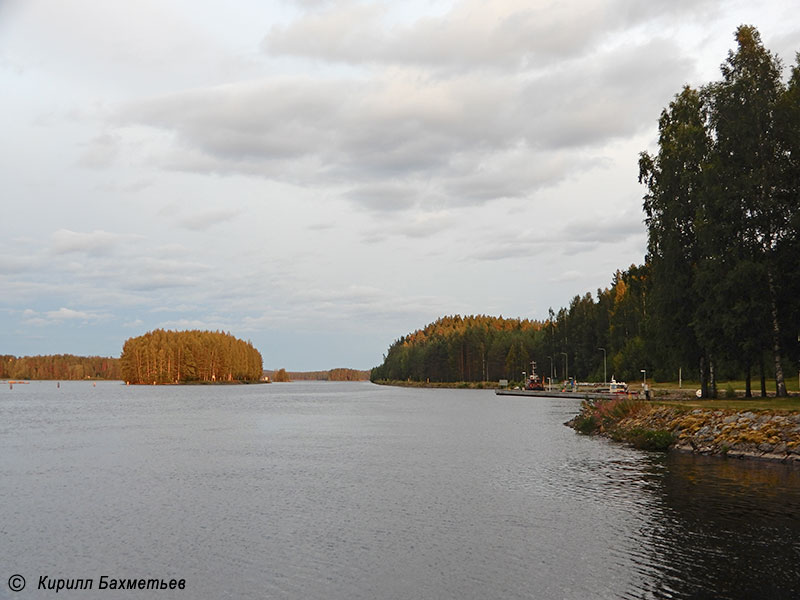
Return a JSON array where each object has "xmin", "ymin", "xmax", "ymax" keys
[{"xmin": 2, "ymin": 381, "xmax": 799, "ymax": 599}]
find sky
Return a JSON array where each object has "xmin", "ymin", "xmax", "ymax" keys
[{"xmin": 1, "ymin": 0, "xmax": 799, "ymax": 371}]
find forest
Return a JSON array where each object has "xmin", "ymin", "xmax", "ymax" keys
[
  {"xmin": 119, "ymin": 329, "xmax": 263, "ymax": 384},
  {"xmin": 372, "ymin": 26, "xmax": 800, "ymax": 398},
  {"xmin": 267, "ymin": 368, "xmax": 370, "ymax": 382},
  {"xmin": 0, "ymin": 354, "xmax": 121, "ymax": 380}
]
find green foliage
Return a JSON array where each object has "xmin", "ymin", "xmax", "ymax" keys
[
  {"xmin": 573, "ymin": 414, "xmax": 599, "ymax": 434},
  {"xmin": 639, "ymin": 25, "xmax": 799, "ymax": 397},
  {"xmin": 120, "ymin": 329, "xmax": 262, "ymax": 384},
  {"xmin": 622, "ymin": 428, "xmax": 675, "ymax": 452},
  {"xmin": 371, "ymin": 315, "xmax": 546, "ymax": 383},
  {"xmin": 371, "ymin": 272, "xmax": 651, "ymax": 385}
]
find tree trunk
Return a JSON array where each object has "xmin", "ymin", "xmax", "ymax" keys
[
  {"xmin": 766, "ymin": 268, "xmax": 788, "ymax": 396},
  {"xmin": 700, "ymin": 356, "xmax": 708, "ymax": 398},
  {"xmin": 760, "ymin": 358, "xmax": 767, "ymax": 398},
  {"xmin": 745, "ymin": 362, "xmax": 752, "ymax": 398},
  {"xmin": 709, "ymin": 357, "xmax": 717, "ymax": 399}
]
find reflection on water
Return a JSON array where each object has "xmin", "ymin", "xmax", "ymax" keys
[
  {"xmin": 638, "ymin": 453, "xmax": 800, "ymax": 599},
  {"xmin": 1, "ymin": 381, "xmax": 799, "ymax": 599}
]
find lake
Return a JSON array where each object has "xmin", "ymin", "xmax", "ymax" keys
[{"xmin": 2, "ymin": 381, "xmax": 799, "ymax": 599}]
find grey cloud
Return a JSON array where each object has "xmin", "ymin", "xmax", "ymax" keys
[
  {"xmin": 470, "ymin": 208, "xmax": 645, "ymax": 262},
  {"xmin": 116, "ymin": 70, "xmax": 612, "ymax": 211},
  {"xmin": 344, "ymin": 182, "xmax": 420, "ymax": 212},
  {"xmin": 51, "ymin": 229, "xmax": 140, "ymax": 255},
  {"xmin": 77, "ymin": 132, "xmax": 120, "ymax": 169},
  {"xmin": 520, "ymin": 38, "xmax": 695, "ymax": 150},
  {"xmin": 264, "ymin": 0, "xmax": 721, "ymax": 70},
  {"xmin": 178, "ymin": 207, "xmax": 242, "ymax": 231},
  {"xmin": 124, "ymin": 78, "xmax": 350, "ymax": 163},
  {"xmin": 111, "ymin": 5, "xmax": 708, "ymax": 218},
  {"xmin": 564, "ymin": 211, "xmax": 645, "ymax": 243},
  {"xmin": 0, "ymin": 254, "xmax": 39, "ymax": 274}
]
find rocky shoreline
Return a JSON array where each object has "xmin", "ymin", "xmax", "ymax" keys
[{"xmin": 566, "ymin": 398, "xmax": 800, "ymax": 464}]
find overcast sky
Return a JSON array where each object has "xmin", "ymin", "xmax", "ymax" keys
[{"xmin": 1, "ymin": 0, "xmax": 798, "ymax": 370}]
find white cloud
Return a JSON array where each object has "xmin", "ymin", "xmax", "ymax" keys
[{"xmin": 20, "ymin": 307, "xmax": 110, "ymax": 326}]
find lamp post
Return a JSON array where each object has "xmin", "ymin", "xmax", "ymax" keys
[
  {"xmin": 547, "ymin": 356, "xmax": 553, "ymax": 391},
  {"xmin": 561, "ymin": 352, "xmax": 568, "ymax": 387},
  {"xmin": 598, "ymin": 347, "xmax": 606, "ymax": 386},
  {"xmin": 522, "ymin": 372, "xmax": 526, "ymax": 389},
  {"xmin": 641, "ymin": 369, "xmax": 648, "ymax": 400}
]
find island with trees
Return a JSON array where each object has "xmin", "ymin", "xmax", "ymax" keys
[{"xmin": 119, "ymin": 329, "xmax": 263, "ymax": 384}]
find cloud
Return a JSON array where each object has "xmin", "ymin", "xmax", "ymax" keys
[
  {"xmin": 344, "ymin": 181, "xmax": 421, "ymax": 212},
  {"xmin": 469, "ymin": 207, "xmax": 646, "ymax": 262},
  {"xmin": 549, "ymin": 270, "xmax": 584, "ymax": 283},
  {"xmin": 0, "ymin": 254, "xmax": 39, "ymax": 274},
  {"xmin": 264, "ymin": 0, "xmax": 721, "ymax": 70},
  {"xmin": 113, "ymin": 63, "xmax": 666, "ymax": 212},
  {"xmin": 45, "ymin": 307, "xmax": 98, "ymax": 320},
  {"xmin": 109, "ymin": 15, "xmax": 697, "ymax": 218},
  {"xmin": 21, "ymin": 306, "xmax": 110, "ymax": 326},
  {"xmin": 77, "ymin": 132, "xmax": 120, "ymax": 169},
  {"xmin": 51, "ymin": 229, "xmax": 140, "ymax": 255},
  {"xmin": 178, "ymin": 207, "xmax": 242, "ymax": 231},
  {"xmin": 156, "ymin": 317, "xmax": 234, "ymax": 331}
]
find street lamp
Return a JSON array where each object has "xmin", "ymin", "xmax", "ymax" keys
[
  {"xmin": 641, "ymin": 369, "xmax": 648, "ymax": 400},
  {"xmin": 598, "ymin": 347, "xmax": 606, "ymax": 386},
  {"xmin": 547, "ymin": 356, "xmax": 553, "ymax": 391}
]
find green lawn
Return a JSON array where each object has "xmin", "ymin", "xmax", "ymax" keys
[
  {"xmin": 654, "ymin": 396, "xmax": 800, "ymax": 411},
  {"xmin": 643, "ymin": 378, "xmax": 800, "ymax": 411}
]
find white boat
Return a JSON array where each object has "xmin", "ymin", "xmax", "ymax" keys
[{"xmin": 609, "ymin": 377, "xmax": 628, "ymax": 394}]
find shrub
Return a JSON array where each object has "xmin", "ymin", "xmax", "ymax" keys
[
  {"xmin": 625, "ymin": 428, "xmax": 675, "ymax": 452},
  {"xmin": 573, "ymin": 414, "xmax": 599, "ymax": 434},
  {"xmin": 594, "ymin": 397, "xmax": 645, "ymax": 427}
]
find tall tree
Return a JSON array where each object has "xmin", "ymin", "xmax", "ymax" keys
[
  {"xmin": 707, "ymin": 25, "xmax": 791, "ymax": 395},
  {"xmin": 639, "ymin": 85, "xmax": 711, "ymax": 391}
]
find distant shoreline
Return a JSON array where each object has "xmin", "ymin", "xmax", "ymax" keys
[{"xmin": 371, "ymin": 380, "xmax": 494, "ymax": 389}]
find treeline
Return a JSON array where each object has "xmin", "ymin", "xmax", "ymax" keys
[
  {"xmin": 370, "ymin": 277, "xmax": 646, "ymax": 385},
  {"xmin": 0, "ymin": 354, "xmax": 121, "ymax": 380},
  {"xmin": 372, "ymin": 27, "xmax": 800, "ymax": 397},
  {"xmin": 266, "ymin": 368, "xmax": 370, "ymax": 381},
  {"xmin": 120, "ymin": 329, "xmax": 263, "ymax": 384},
  {"xmin": 370, "ymin": 315, "xmax": 547, "ymax": 383}
]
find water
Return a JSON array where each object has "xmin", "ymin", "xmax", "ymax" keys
[{"xmin": 2, "ymin": 381, "xmax": 799, "ymax": 599}]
